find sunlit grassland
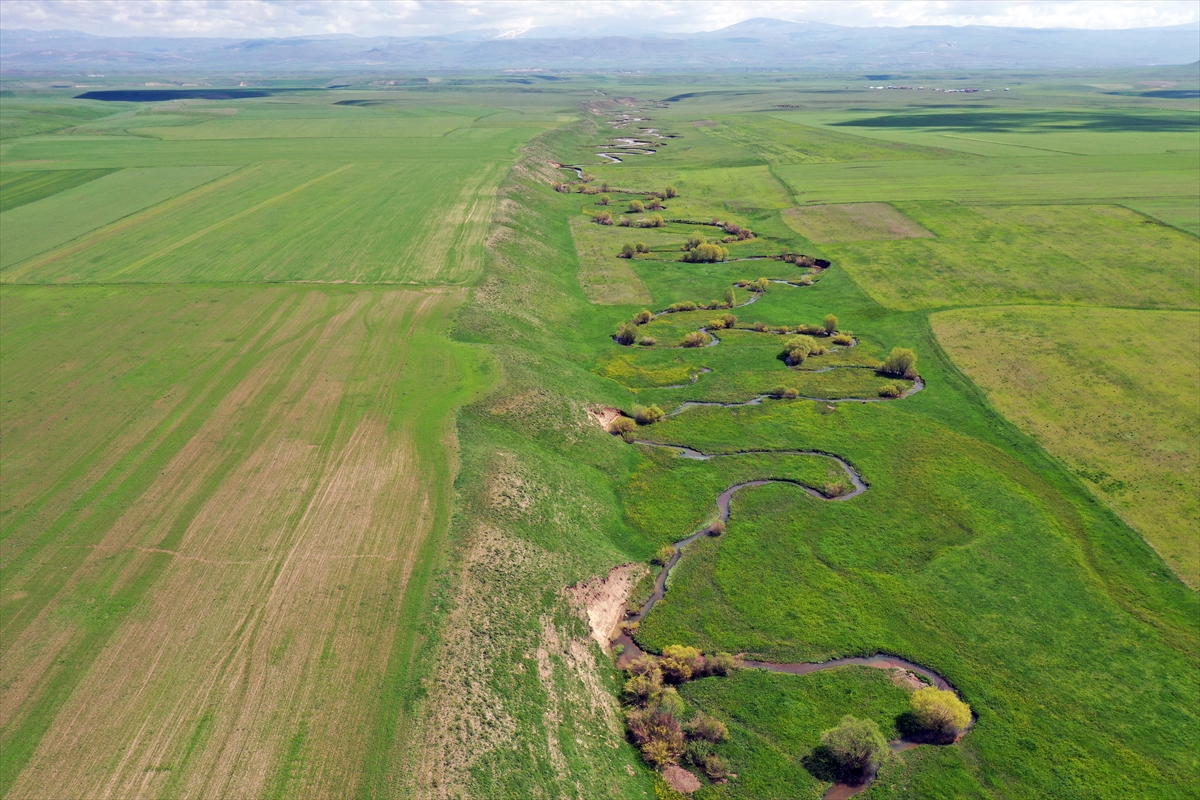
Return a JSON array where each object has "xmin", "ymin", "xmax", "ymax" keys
[
  {"xmin": 0, "ymin": 283, "xmax": 491, "ymax": 798},
  {"xmin": 631, "ymin": 398, "xmax": 1199, "ymax": 797},
  {"xmin": 821, "ymin": 201, "xmax": 1199, "ymax": 311},
  {"xmin": 1123, "ymin": 196, "xmax": 1200, "ymax": 235},
  {"xmin": 931, "ymin": 305, "xmax": 1200, "ymax": 587}
]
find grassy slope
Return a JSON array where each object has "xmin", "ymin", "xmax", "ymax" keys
[
  {"xmin": 930, "ymin": 305, "xmax": 1200, "ymax": 587},
  {"xmin": 0, "ymin": 168, "xmax": 116, "ymax": 212}
]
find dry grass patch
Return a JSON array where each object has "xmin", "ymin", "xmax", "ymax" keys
[{"xmin": 783, "ymin": 202, "xmax": 934, "ymax": 243}]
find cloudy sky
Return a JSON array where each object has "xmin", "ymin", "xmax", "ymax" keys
[{"xmin": 3, "ymin": 0, "xmax": 1198, "ymax": 39}]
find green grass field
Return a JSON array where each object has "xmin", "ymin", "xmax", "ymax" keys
[
  {"xmin": 931, "ymin": 305, "xmax": 1200, "ymax": 587},
  {"xmin": 1, "ymin": 70, "xmax": 1197, "ymax": 799}
]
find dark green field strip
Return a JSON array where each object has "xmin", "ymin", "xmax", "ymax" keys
[{"xmin": 0, "ymin": 169, "xmax": 117, "ymax": 212}]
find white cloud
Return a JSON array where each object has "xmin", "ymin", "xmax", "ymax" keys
[{"xmin": 1, "ymin": 0, "xmax": 1196, "ymax": 38}]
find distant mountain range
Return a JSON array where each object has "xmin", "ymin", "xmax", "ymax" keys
[{"xmin": 3, "ymin": 18, "xmax": 1198, "ymax": 73}]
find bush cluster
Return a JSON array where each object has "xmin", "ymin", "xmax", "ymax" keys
[
  {"xmin": 878, "ymin": 383, "xmax": 902, "ymax": 398},
  {"xmin": 593, "ymin": 211, "xmax": 613, "ymax": 225},
  {"xmin": 639, "ymin": 335, "xmax": 656, "ymax": 346},
  {"xmin": 783, "ymin": 335, "xmax": 828, "ymax": 365},
  {"xmin": 682, "ymin": 331, "xmax": 707, "ymax": 348},
  {"xmin": 772, "ymin": 386, "xmax": 800, "ymax": 399},
  {"xmin": 631, "ymin": 404, "xmax": 665, "ymax": 424},
  {"xmin": 615, "ymin": 322, "xmax": 638, "ymax": 344},
  {"xmin": 634, "ymin": 309, "xmax": 654, "ymax": 324},
  {"xmin": 640, "ymin": 214, "xmax": 666, "ymax": 228},
  {"xmin": 910, "ymin": 687, "xmax": 972, "ymax": 739},
  {"xmin": 832, "ymin": 333, "xmax": 854, "ymax": 346},
  {"xmin": 682, "ymin": 242, "xmax": 729, "ymax": 263},
  {"xmin": 720, "ymin": 221, "xmax": 754, "ymax": 240},
  {"xmin": 597, "ymin": 193, "xmax": 610, "ymax": 206},
  {"xmin": 820, "ymin": 716, "xmax": 888, "ymax": 782},
  {"xmin": 668, "ymin": 301, "xmax": 698, "ymax": 312},
  {"xmin": 629, "ymin": 199, "xmax": 645, "ymax": 213},
  {"xmin": 610, "ymin": 416, "xmax": 637, "ymax": 436},
  {"xmin": 880, "ymin": 347, "xmax": 918, "ymax": 379},
  {"xmin": 622, "ymin": 648, "xmax": 740, "ymax": 771}
]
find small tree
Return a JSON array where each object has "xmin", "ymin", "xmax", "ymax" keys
[
  {"xmin": 881, "ymin": 347, "xmax": 917, "ymax": 379},
  {"xmin": 664, "ymin": 185, "xmax": 677, "ymax": 198},
  {"xmin": 820, "ymin": 716, "xmax": 888, "ymax": 781},
  {"xmin": 723, "ymin": 286, "xmax": 736, "ymax": 308},
  {"xmin": 756, "ymin": 277, "xmax": 770, "ymax": 292},
  {"xmin": 823, "ymin": 314, "xmax": 838, "ymax": 335},
  {"xmin": 682, "ymin": 331, "xmax": 707, "ymax": 347},
  {"xmin": 601, "ymin": 182, "xmax": 610, "ymax": 192},
  {"xmin": 635, "ymin": 241, "xmax": 649, "ymax": 253},
  {"xmin": 619, "ymin": 243, "xmax": 636, "ymax": 258},
  {"xmin": 629, "ymin": 199, "xmax": 644, "ymax": 213},
  {"xmin": 910, "ymin": 687, "xmax": 972, "ymax": 739},
  {"xmin": 634, "ymin": 309, "xmax": 653, "ymax": 324},
  {"xmin": 615, "ymin": 322, "xmax": 638, "ymax": 345},
  {"xmin": 597, "ymin": 193, "xmax": 611, "ymax": 206}
]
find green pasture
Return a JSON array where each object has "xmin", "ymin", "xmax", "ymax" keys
[
  {"xmin": 824, "ymin": 201, "xmax": 1199, "ymax": 311},
  {"xmin": 931, "ymin": 305, "xmax": 1200, "ymax": 587}
]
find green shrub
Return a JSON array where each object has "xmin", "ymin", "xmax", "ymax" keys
[
  {"xmin": 783, "ymin": 335, "xmax": 817, "ymax": 365},
  {"xmin": 680, "ymin": 241, "xmax": 728, "ymax": 261},
  {"xmin": 684, "ymin": 234, "xmax": 705, "ymax": 251},
  {"xmin": 634, "ymin": 309, "xmax": 653, "ymax": 324},
  {"xmin": 660, "ymin": 645, "xmax": 704, "ymax": 683},
  {"xmin": 911, "ymin": 687, "xmax": 972, "ymax": 737},
  {"xmin": 669, "ymin": 301, "xmax": 698, "ymax": 312},
  {"xmin": 881, "ymin": 347, "xmax": 918, "ymax": 379},
  {"xmin": 823, "ymin": 482, "xmax": 848, "ymax": 497},
  {"xmin": 618, "ymin": 216, "xmax": 632, "ymax": 227},
  {"xmin": 782, "ymin": 387, "xmax": 800, "ymax": 399},
  {"xmin": 639, "ymin": 336, "xmax": 656, "ymax": 346},
  {"xmin": 832, "ymin": 333, "xmax": 854, "ymax": 346},
  {"xmin": 624, "ymin": 668, "xmax": 664, "ymax": 704},
  {"xmin": 597, "ymin": 193, "xmax": 610, "ymax": 205},
  {"xmin": 627, "ymin": 707, "xmax": 685, "ymax": 767},
  {"xmin": 610, "ymin": 416, "xmax": 637, "ymax": 435},
  {"xmin": 682, "ymin": 331, "xmax": 707, "ymax": 347},
  {"xmin": 664, "ymin": 185, "xmax": 677, "ymax": 198},
  {"xmin": 635, "ymin": 241, "xmax": 650, "ymax": 253},
  {"xmin": 820, "ymin": 716, "xmax": 888, "ymax": 781},
  {"xmin": 719, "ymin": 314, "xmax": 736, "ymax": 328},
  {"xmin": 704, "ymin": 652, "xmax": 740, "ymax": 675},
  {"xmin": 647, "ymin": 197, "xmax": 663, "ymax": 211},
  {"xmin": 686, "ymin": 714, "xmax": 728, "ymax": 743},
  {"xmin": 701, "ymin": 753, "xmax": 728, "ymax": 781},
  {"xmin": 629, "ymin": 199, "xmax": 644, "ymax": 213},
  {"xmin": 824, "ymin": 314, "xmax": 839, "ymax": 334},
  {"xmin": 756, "ymin": 277, "xmax": 770, "ymax": 292},
  {"xmin": 593, "ymin": 211, "xmax": 613, "ymax": 225},
  {"xmin": 723, "ymin": 286, "xmax": 736, "ymax": 307},
  {"xmin": 797, "ymin": 274, "xmax": 814, "ymax": 286},
  {"xmin": 615, "ymin": 322, "xmax": 638, "ymax": 345},
  {"xmin": 641, "ymin": 214, "xmax": 666, "ymax": 228},
  {"xmin": 619, "ymin": 243, "xmax": 636, "ymax": 258},
  {"xmin": 632, "ymin": 404, "xmax": 666, "ymax": 424},
  {"xmin": 651, "ymin": 544, "xmax": 677, "ymax": 565},
  {"xmin": 708, "ymin": 520, "xmax": 726, "ymax": 536},
  {"xmin": 753, "ymin": 321, "xmax": 767, "ymax": 332},
  {"xmin": 878, "ymin": 383, "xmax": 902, "ymax": 398}
]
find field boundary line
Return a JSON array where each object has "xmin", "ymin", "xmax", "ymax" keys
[
  {"xmin": 938, "ymin": 133, "xmax": 1083, "ymax": 155},
  {"xmin": 107, "ymin": 163, "xmax": 356, "ymax": 279}
]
